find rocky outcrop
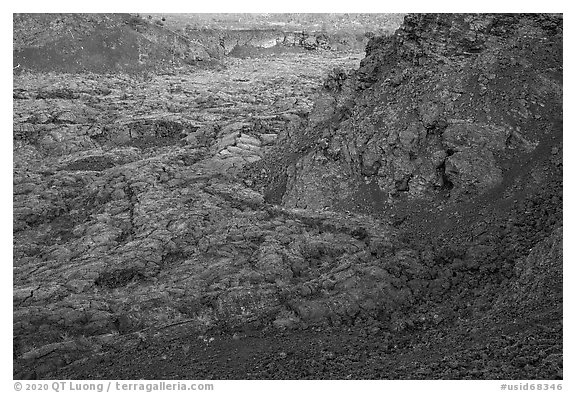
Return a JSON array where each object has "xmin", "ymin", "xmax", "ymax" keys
[
  {"xmin": 237, "ymin": 15, "xmax": 563, "ymax": 380},
  {"xmin": 186, "ymin": 27, "xmax": 377, "ymax": 59},
  {"xmin": 254, "ymin": 14, "xmax": 562, "ymax": 210}
]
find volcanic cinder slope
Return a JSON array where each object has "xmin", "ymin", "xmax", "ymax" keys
[
  {"xmin": 13, "ymin": 13, "xmax": 219, "ymax": 74},
  {"xmin": 13, "ymin": 13, "xmax": 562, "ymax": 380}
]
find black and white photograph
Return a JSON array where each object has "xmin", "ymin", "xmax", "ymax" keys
[{"xmin": 10, "ymin": 6, "xmax": 565, "ymax": 388}]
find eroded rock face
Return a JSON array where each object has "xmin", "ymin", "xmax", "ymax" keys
[
  {"xmin": 186, "ymin": 28, "xmax": 386, "ymax": 59},
  {"xmin": 264, "ymin": 14, "xmax": 562, "ymax": 209}
]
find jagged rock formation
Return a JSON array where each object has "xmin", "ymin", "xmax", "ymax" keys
[
  {"xmin": 238, "ymin": 13, "xmax": 563, "ymax": 378},
  {"xmin": 253, "ymin": 14, "xmax": 562, "ymax": 210},
  {"xmin": 172, "ymin": 13, "xmax": 405, "ymax": 56},
  {"xmin": 194, "ymin": 29, "xmax": 368, "ymax": 56},
  {"xmin": 186, "ymin": 28, "xmax": 372, "ymax": 59}
]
